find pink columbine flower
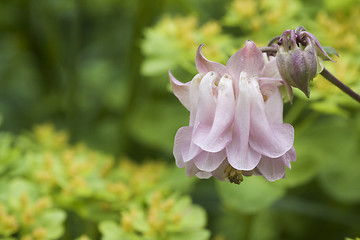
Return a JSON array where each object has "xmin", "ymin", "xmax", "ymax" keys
[{"xmin": 169, "ymin": 41, "xmax": 295, "ymax": 183}]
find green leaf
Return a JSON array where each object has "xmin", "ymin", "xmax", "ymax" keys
[
  {"xmin": 317, "ymin": 117, "xmax": 360, "ymax": 203},
  {"xmin": 99, "ymin": 221, "xmax": 127, "ymax": 240},
  {"xmin": 38, "ymin": 209, "xmax": 67, "ymax": 239},
  {"xmin": 216, "ymin": 177, "xmax": 286, "ymax": 214},
  {"xmin": 295, "ymin": 115, "xmax": 360, "ymax": 203},
  {"xmin": 179, "ymin": 205, "xmax": 207, "ymax": 230},
  {"xmin": 5, "ymin": 179, "xmax": 38, "ymax": 209}
]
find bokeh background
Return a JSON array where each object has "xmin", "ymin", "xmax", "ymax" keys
[{"xmin": 1, "ymin": 0, "xmax": 360, "ymax": 239}]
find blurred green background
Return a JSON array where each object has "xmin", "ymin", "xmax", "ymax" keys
[{"xmin": 0, "ymin": 0, "xmax": 360, "ymax": 239}]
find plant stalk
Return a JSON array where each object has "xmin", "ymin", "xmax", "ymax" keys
[{"xmin": 320, "ymin": 68, "xmax": 360, "ymax": 103}]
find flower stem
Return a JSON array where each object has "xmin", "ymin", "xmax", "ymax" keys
[
  {"xmin": 267, "ymin": 36, "xmax": 280, "ymax": 46},
  {"xmin": 259, "ymin": 46, "xmax": 278, "ymax": 54},
  {"xmin": 320, "ymin": 68, "xmax": 360, "ymax": 103}
]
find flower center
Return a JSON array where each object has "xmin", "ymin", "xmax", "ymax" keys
[{"xmin": 224, "ymin": 164, "xmax": 243, "ymax": 185}]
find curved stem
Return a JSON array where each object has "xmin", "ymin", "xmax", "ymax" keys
[
  {"xmin": 320, "ymin": 68, "xmax": 360, "ymax": 103},
  {"xmin": 267, "ymin": 36, "xmax": 280, "ymax": 46}
]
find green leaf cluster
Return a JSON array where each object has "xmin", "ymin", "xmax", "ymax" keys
[{"xmin": 0, "ymin": 124, "xmax": 206, "ymax": 240}]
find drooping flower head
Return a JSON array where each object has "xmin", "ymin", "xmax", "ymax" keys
[
  {"xmin": 276, "ymin": 26, "xmax": 337, "ymax": 100},
  {"xmin": 169, "ymin": 41, "xmax": 295, "ymax": 183}
]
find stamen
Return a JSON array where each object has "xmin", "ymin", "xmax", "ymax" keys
[{"xmin": 224, "ymin": 165, "xmax": 244, "ymax": 185}]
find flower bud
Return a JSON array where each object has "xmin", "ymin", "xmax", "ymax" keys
[{"xmin": 276, "ymin": 27, "xmax": 336, "ymax": 99}]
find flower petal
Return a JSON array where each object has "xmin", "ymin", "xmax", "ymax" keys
[
  {"xmin": 292, "ymin": 48, "xmax": 316, "ymax": 97},
  {"xmin": 196, "ymin": 171, "xmax": 212, "ymax": 179},
  {"xmin": 173, "ymin": 126, "xmax": 202, "ymax": 164},
  {"xmin": 226, "ymin": 74, "xmax": 261, "ymax": 170},
  {"xmin": 192, "ymin": 74, "xmax": 235, "ymax": 152},
  {"xmin": 249, "ymin": 81, "xmax": 294, "ymax": 158},
  {"xmin": 196, "ymin": 158, "xmax": 229, "ymax": 180},
  {"xmin": 196, "ymin": 44, "xmax": 227, "ymax": 75},
  {"xmin": 226, "ymin": 40, "xmax": 265, "ymax": 81},
  {"xmin": 257, "ymin": 146, "xmax": 296, "ymax": 181},
  {"xmin": 261, "ymin": 83, "xmax": 283, "ymax": 124},
  {"xmin": 299, "ymin": 31, "xmax": 336, "ymax": 62},
  {"xmin": 262, "ymin": 57, "xmax": 282, "ymax": 79},
  {"xmin": 185, "ymin": 161, "xmax": 199, "ymax": 177},
  {"xmin": 282, "ymin": 146, "xmax": 296, "ymax": 169},
  {"xmin": 173, "ymin": 126, "xmax": 192, "ymax": 167},
  {"xmin": 169, "ymin": 70, "xmax": 195, "ymax": 110},
  {"xmin": 194, "ymin": 149, "xmax": 226, "ymax": 172},
  {"xmin": 185, "ymin": 73, "xmax": 219, "ymax": 161},
  {"xmin": 276, "ymin": 53, "xmax": 294, "ymax": 103},
  {"xmin": 188, "ymin": 73, "xmax": 202, "ymax": 126},
  {"xmin": 191, "ymin": 71, "xmax": 218, "ymax": 130},
  {"xmin": 256, "ymin": 156, "xmax": 286, "ymax": 181}
]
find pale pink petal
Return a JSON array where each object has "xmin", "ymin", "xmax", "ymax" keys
[
  {"xmin": 192, "ymin": 72, "xmax": 218, "ymax": 128},
  {"xmin": 194, "ymin": 149, "xmax": 226, "ymax": 172},
  {"xmin": 185, "ymin": 72, "xmax": 220, "ymax": 161},
  {"xmin": 226, "ymin": 75, "xmax": 261, "ymax": 170},
  {"xmin": 196, "ymin": 171, "xmax": 212, "ymax": 179},
  {"xmin": 169, "ymin": 70, "xmax": 193, "ymax": 110},
  {"xmin": 173, "ymin": 126, "xmax": 202, "ymax": 163},
  {"xmin": 262, "ymin": 58, "xmax": 282, "ymax": 79},
  {"xmin": 185, "ymin": 141, "xmax": 202, "ymax": 162},
  {"xmin": 187, "ymin": 71, "xmax": 219, "ymax": 159},
  {"xmin": 257, "ymin": 146, "xmax": 296, "ymax": 181},
  {"xmin": 261, "ymin": 83, "xmax": 283, "ymax": 123},
  {"xmin": 256, "ymin": 156, "xmax": 286, "ymax": 181},
  {"xmin": 173, "ymin": 126, "xmax": 192, "ymax": 168},
  {"xmin": 192, "ymin": 74, "xmax": 235, "ymax": 152},
  {"xmin": 226, "ymin": 40, "xmax": 265, "ymax": 81},
  {"xmin": 249, "ymin": 81, "xmax": 294, "ymax": 158},
  {"xmin": 188, "ymin": 74, "xmax": 202, "ymax": 126},
  {"xmin": 196, "ymin": 44, "xmax": 227, "ymax": 75},
  {"xmin": 282, "ymin": 146, "xmax": 296, "ymax": 169}
]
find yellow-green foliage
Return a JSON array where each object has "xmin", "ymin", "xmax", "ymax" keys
[
  {"xmin": 100, "ymin": 192, "xmax": 209, "ymax": 240},
  {"xmin": 0, "ymin": 124, "xmax": 207, "ymax": 240},
  {"xmin": 0, "ymin": 179, "xmax": 65, "ymax": 240},
  {"xmin": 142, "ymin": 15, "xmax": 234, "ymax": 76}
]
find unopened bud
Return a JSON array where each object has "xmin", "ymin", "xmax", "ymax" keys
[{"xmin": 276, "ymin": 26, "xmax": 337, "ymax": 99}]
